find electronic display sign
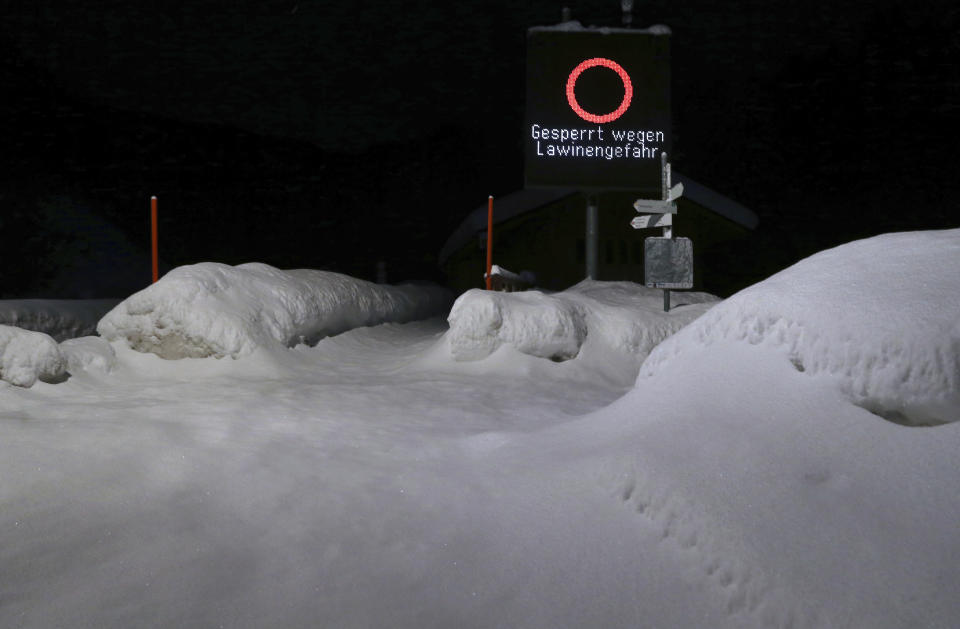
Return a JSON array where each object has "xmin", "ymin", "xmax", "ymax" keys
[{"xmin": 525, "ymin": 27, "xmax": 671, "ymax": 193}]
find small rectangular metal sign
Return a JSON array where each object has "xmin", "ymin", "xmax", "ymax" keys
[
  {"xmin": 644, "ymin": 237, "xmax": 693, "ymax": 289},
  {"xmin": 631, "ymin": 213, "xmax": 672, "ymax": 229},
  {"xmin": 633, "ymin": 199, "xmax": 677, "ymax": 213}
]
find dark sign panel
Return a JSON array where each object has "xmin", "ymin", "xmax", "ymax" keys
[
  {"xmin": 525, "ymin": 27, "xmax": 671, "ymax": 193},
  {"xmin": 644, "ymin": 237, "xmax": 693, "ymax": 289}
]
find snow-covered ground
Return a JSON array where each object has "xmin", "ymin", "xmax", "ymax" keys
[{"xmin": 1, "ymin": 230, "xmax": 959, "ymax": 628}]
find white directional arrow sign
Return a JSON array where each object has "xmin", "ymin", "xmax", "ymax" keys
[
  {"xmin": 667, "ymin": 181, "xmax": 684, "ymax": 202},
  {"xmin": 633, "ymin": 199, "xmax": 677, "ymax": 214},
  {"xmin": 631, "ymin": 213, "xmax": 672, "ymax": 229},
  {"xmin": 633, "ymin": 183, "xmax": 683, "ymax": 213}
]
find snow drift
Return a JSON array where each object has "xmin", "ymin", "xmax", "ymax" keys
[
  {"xmin": 640, "ymin": 228, "xmax": 960, "ymax": 426},
  {"xmin": 447, "ymin": 280, "xmax": 718, "ymax": 364},
  {"xmin": 97, "ymin": 262, "xmax": 453, "ymax": 359},
  {"xmin": 60, "ymin": 336, "xmax": 117, "ymax": 374},
  {"xmin": 0, "ymin": 325, "xmax": 66, "ymax": 387}
]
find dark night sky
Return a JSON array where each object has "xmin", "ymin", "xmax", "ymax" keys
[{"xmin": 1, "ymin": 0, "xmax": 958, "ymax": 297}]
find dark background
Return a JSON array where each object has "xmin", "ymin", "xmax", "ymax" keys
[{"xmin": 2, "ymin": 0, "xmax": 957, "ymax": 297}]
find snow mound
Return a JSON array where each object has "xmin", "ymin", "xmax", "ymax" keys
[
  {"xmin": 97, "ymin": 262, "xmax": 453, "ymax": 359},
  {"xmin": 448, "ymin": 289, "xmax": 585, "ymax": 361},
  {"xmin": 60, "ymin": 336, "xmax": 117, "ymax": 374},
  {"xmin": 0, "ymin": 299, "xmax": 119, "ymax": 342},
  {"xmin": 640, "ymin": 229, "xmax": 960, "ymax": 426},
  {"xmin": 447, "ymin": 280, "xmax": 718, "ymax": 364},
  {"xmin": 0, "ymin": 325, "xmax": 67, "ymax": 387}
]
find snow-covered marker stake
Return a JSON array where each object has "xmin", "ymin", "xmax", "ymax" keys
[{"xmin": 485, "ymin": 195, "xmax": 494, "ymax": 290}]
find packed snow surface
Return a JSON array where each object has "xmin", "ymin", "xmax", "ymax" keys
[
  {"xmin": 97, "ymin": 262, "xmax": 453, "ymax": 359},
  {"xmin": 0, "ymin": 325, "xmax": 65, "ymax": 387},
  {"xmin": 2, "ymin": 229, "xmax": 959, "ymax": 628}
]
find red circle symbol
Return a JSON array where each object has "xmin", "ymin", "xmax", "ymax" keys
[{"xmin": 566, "ymin": 57, "xmax": 633, "ymax": 123}]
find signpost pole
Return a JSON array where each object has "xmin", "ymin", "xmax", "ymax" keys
[
  {"xmin": 586, "ymin": 194, "xmax": 598, "ymax": 280},
  {"xmin": 660, "ymin": 154, "xmax": 671, "ymax": 311},
  {"xmin": 662, "ymin": 155, "xmax": 673, "ymax": 239}
]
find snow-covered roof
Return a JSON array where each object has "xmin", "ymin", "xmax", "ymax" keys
[
  {"xmin": 529, "ymin": 22, "xmax": 672, "ymax": 36},
  {"xmin": 438, "ymin": 173, "xmax": 759, "ymax": 265}
]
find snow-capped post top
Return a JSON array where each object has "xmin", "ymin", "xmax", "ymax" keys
[
  {"xmin": 524, "ymin": 23, "xmax": 670, "ymax": 194},
  {"xmin": 486, "ymin": 195, "xmax": 494, "ymax": 290},
  {"xmin": 621, "ymin": 0, "xmax": 634, "ymax": 27}
]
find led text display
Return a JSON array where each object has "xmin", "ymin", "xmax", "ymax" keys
[{"xmin": 525, "ymin": 28, "xmax": 671, "ymax": 192}]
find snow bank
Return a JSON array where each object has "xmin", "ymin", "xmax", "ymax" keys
[
  {"xmin": 0, "ymin": 325, "xmax": 66, "ymax": 387},
  {"xmin": 0, "ymin": 299, "xmax": 119, "ymax": 342},
  {"xmin": 447, "ymin": 280, "xmax": 718, "ymax": 364},
  {"xmin": 97, "ymin": 262, "xmax": 452, "ymax": 359},
  {"xmin": 60, "ymin": 336, "xmax": 117, "ymax": 374},
  {"xmin": 640, "ymin": 228, "xmax": 960, "ymax": 426},
  {"xmin": 448, "ymin": 289, "xmax": 585, "ymax": 361}
]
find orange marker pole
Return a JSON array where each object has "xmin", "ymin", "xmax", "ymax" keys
[
  {"xmin": 485, "ymin": 195, "xmax": 493, "ymax": 290},
  {"xmin": 151, "ymin": 196, "xmax": 159, "ymax": 283}
]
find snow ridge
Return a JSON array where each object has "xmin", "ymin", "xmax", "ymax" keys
[
  {"xmin": 640, "ymin": 229, "xmax": 960, "ymax": 426},
  {"xmin": 97, "ymin": 262, "xmax": 453, "ymax": 359},
  {"xmin": 60, "ymin": 336, "xmax": 117, "ymax": 374},
  {"xmin": 447, "ymin": 280, "xmax": 718, "ymax": 365},
  {"xmin": 0, "ymin": 325, "xmax": 66, "ymax": 387}
]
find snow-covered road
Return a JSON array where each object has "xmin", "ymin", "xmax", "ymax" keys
[{"xmin": 1, "ymin": 319, "xmax": 633, "ymax": 629}]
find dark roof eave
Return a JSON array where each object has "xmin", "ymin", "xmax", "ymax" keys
[{"xmin": 438, "ymin": 172, "xmax": 758, "ymax": 266}]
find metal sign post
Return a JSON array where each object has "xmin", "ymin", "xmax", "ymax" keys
[
  {"xmin": 661, "ymin": 153, "xmax": 671, "ymax": 310},
  {"xmin": 586, "ymin": 194, "xmax": 598, "ymax": 280},
  {"xmin": 630, "ymin": 153, "xmax": 693, "ymax": 311}
]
